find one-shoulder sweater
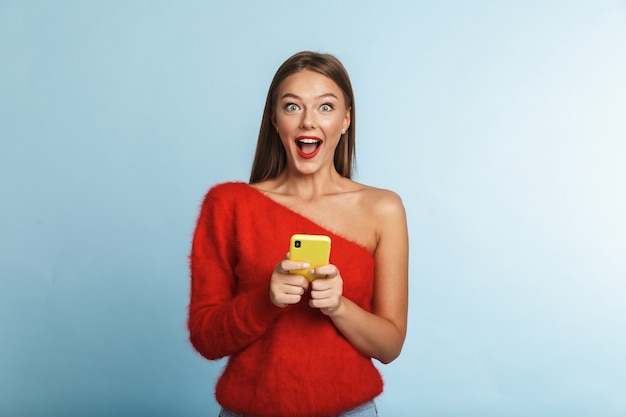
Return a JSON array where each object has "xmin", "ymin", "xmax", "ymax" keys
[{"xmin": 188, "ymin": 182, "xmax": 383, "ymax": 417}]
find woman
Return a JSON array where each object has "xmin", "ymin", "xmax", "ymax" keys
[{"xmin": 189, "ymin": 51, "xmax": 408, "ymax": 417}]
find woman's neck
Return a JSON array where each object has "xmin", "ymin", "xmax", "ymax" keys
[{"xmin": 262, "ymin": 168, "xmax": 352, "ymax": 200}]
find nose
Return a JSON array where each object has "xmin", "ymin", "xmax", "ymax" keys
[{"xmin": 300, "ymin": 108, "xmax": 316, "ymax": 130}]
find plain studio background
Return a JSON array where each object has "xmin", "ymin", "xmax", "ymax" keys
[{"xmin": 1, "ymin": 1, "xmax": 625, "ymax": 416}]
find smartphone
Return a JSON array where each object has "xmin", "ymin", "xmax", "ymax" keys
[{"xmin": 288, "ymin": 234, "xmax": 331, "ymax": 281}]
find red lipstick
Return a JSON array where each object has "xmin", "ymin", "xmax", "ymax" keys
[{"xmin": 295, "ymin": 136, "xmax": 322, "ymax": 159}]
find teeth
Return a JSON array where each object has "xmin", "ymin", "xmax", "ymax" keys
[{"xmin": 298, "ymin": 138, "xmax": 320, "ymax": 144}]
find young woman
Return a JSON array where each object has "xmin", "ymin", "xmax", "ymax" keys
[{"xmin": 189, "ymin": 51, "xmax": 409, "ymax": 417}]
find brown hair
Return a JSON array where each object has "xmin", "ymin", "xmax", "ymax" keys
[{"xmin": 249, "ymin": 51, "xmax": 356, "ymax": 183}]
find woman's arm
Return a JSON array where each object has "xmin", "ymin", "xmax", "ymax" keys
[
  {"xmin": 309, "ymin": 191, "xmax": 409, "ymax": 364},
  {"xmin": 188, "ymin": 188, "xmax": 286, "ymax": 360}
]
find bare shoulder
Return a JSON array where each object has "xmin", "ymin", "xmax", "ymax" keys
[
  {"xmin": 357, "ymin": 184, "xmax": 406, "ymax": 217},
  {"xmin": 354, "ymin": 183, "xmax": 408, "ymax": 260}
]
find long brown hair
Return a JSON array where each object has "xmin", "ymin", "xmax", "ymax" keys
[{"xmin": 249, "ymin": 51, "xmax": 356, "ymax": 183}]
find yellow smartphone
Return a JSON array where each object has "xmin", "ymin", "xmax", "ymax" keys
[{"xmin": 288, "ymin": 234, "xmax": 331, "ymax": 281}]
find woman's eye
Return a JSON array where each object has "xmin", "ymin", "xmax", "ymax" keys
[
  {"xmin": 320, "ymin": 104, "xmax": 333, "ymax": 112},
  {"xmin": 286, "ymin": 103, "xmax": 300, "ymax": 111}
]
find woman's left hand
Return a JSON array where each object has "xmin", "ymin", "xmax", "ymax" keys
[{"xmin": 308, "ymin": 265, "xmax": 343, "ymax": 316}]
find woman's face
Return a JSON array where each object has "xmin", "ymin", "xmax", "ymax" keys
[{"xmin": 273, "ymin": 70, "xmax": 351, "ymax": 176}]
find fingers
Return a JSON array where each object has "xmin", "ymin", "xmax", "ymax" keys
[
  {"xmin": 270, "ymin": 259, "xmax": 310, "ymax": 308},
  {"xmin": 276, "ymin": 258, "xmax": 310, "ymax": 275},
  {"xmin": 270, "ymin": 260, "xmax": 343, "ymax": 314},
  {"xmin": 309, "ymin": 265, "xmax": 343, "ymax": 315},
  {"xmin": 310, "ymin": 273, "xmax": 342, "ymax": 297},
  {"xmin": 272, "ymin": 283, "xmax": 306, "ymax": 307},
  {"xmin": 308, "ymin": 264, "xmax": 338, "ymax": 279}
]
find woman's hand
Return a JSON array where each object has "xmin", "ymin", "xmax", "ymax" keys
[
  {"xmin": 269, "ymin": 256, "xmax": 310, "ymax": 308},
  {"xmin": 309, "ymin": 265, "xmax": 344, "ymax": 316}
]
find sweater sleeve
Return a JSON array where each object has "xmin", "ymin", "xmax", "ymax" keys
[{"xmin": 188, "ymin": 185, "xmax": 284, "ymax": 360}]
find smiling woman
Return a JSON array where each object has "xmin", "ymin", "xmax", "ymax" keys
[
  {"xmin": 188, "ymin": 51, "xmax": 409, "ymax": 417},
  {"xmin": 250, "ymin": 52, "xmax": 357, "ymax": 182},
  {"xmin": 274, "ymin": 70, "xmax": 350, "ymax": 167}
]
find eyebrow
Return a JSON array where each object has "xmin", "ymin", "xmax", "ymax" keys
[{"xmin": 280, "ymin": 93, "xmax": 339, "ymax": 100}]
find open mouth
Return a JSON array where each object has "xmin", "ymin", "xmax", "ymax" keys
[{"xmin": 296, "ymin": 137, "xmax": 322, "ymax": 158}]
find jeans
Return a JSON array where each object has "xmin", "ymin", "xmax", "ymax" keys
[{"xmin": 219, "ymin": 400, "xmax": 378, "ymax": 417}]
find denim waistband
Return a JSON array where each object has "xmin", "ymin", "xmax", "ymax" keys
[{"xmin": 219, "ymin": 400, "xmax": 377, "ymax": 417}]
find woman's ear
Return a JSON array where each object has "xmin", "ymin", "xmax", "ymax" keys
[{"xmin": 342, "ymin": 107, "xmax": 351, "ymax": 133}]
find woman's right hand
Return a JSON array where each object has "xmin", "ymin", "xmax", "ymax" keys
[{"xmin": 270, "ymin": 256, "xmax": 310, "ymax": 308}]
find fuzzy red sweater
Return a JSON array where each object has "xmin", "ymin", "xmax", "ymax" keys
[{"xmin": 188, "ymin": 182, "xmax": 383, "ymax": 417}]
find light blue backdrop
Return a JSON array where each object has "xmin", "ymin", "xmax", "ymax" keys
[{"xmin": 1, "ymin": 1, "xmax": 625, "ymax": 416}]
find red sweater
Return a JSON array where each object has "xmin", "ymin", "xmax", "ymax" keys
[{"xmin": 188, "ymin": 182, "xmax": 383, "ymax": 417}]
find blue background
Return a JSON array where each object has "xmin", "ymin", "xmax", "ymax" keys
[{"xmin": 1, "ymin": 1, "xmax": 625, "ymax": 416}]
